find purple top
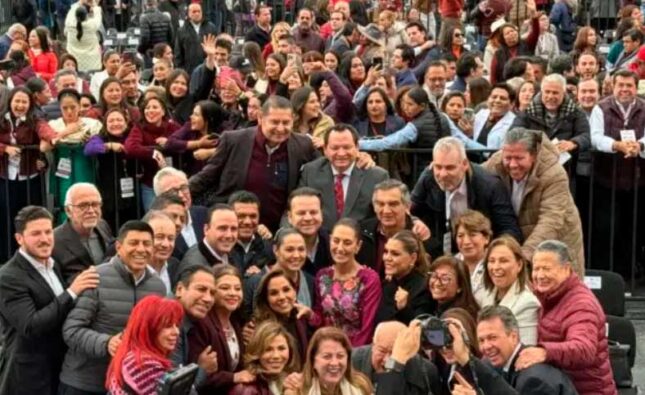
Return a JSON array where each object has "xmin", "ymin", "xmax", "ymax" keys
[
  {"xmin": 320, "ymin": 70, "xmax": 355, "ymax": 124},
  {"xmin": 311, "ymin": 266, "xmax": 382, "ymax": 347},
  {"xmin": 84, "ymin": 135, "xmax": 108, "ymax": 156}
]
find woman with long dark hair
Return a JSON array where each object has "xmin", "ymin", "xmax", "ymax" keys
[
  {"xmin": 354, "ymin": 86, "xmax": 405, "ymax": 135},
  {"xmin": 427, "ymin": 256, "xmax": 480, "ymax": 320},
  {"xmin": 308, "ymin": 61, "xmax": 355, "ymax": 123},
  {"xmin": 164, "ymin": 35, "xmax": 218, "ymax": 125},
  {"xmin": 5, "ymin": 49, "xmax": 36, "ymax": 88},
  {"xmin": 358, "ymin": 86, "xmax": 451, "ymax": 151},
  {"xmin": 429, "ymin": 20, "xmax": 467, "ymax": 61},
  {"xmin": 291, "ymin": 86, "xmax": 334, "ymax": 149},
  {"xmin": 338, "ymin": 53, "xmax": 367, "ymax": 95},
  {"xmin": 124, "ymin": 96, "xmax": 181, "ymax": 211},
  {"xmin": 250, "ymin": 270, "xmax": 311, "ymax": 361},
  {"xmin": 106, "ymin": 295, "xmax": 184, "ymax": 394},
  {"xmin": 27, "ymin": 27, "xmax": 58, "ymax": 83},
  {"xmin": 490, "ymin": 0, "xmax": 539, "ymax": 84},
  {"xmin": 86, "ymin": 77, "xmax": 141, "ymax": 123},
  {"xmin": 84, "ymin": 108, "xmax": 138, "ymax": 230},
  {"xmin": 64, "ymin": 0, "xmax": 102, "ymax": 72},
  {"xmin": 165, "ymin": 100, "xmax": 221, "ymax": 175},
  {"xmin": 0, "ymin": 86, "xmax": 56, "ymax": 261}
]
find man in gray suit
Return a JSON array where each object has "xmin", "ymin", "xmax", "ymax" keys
[{"xmin": 299, "ymin": 124, "xmax": 389, "ymax": 231}]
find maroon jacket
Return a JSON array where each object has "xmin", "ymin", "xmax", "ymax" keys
[
  {"xmin": 535, "ymin": 274, "xmax": 617, "ymax": 395},
  {"xmin": 0, "ymin": 117, "xmax": 56, "ymax": 178},
  {"xmin": 124, "ymin": 118, "xmax": 181, "ymax": 186},
  {"xmin": 188, "ymin": 311, "xmax": 245, "ymax": 394}
]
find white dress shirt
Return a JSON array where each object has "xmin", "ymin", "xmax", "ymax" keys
[
  {"xmin": 331, "ymin": 162, "xmax": 356, "ymax": 201},
  {"xmin": 181, "ymin": 211, "xmax": 198, "ymax": 248},
  {"xmin": 20, "ymin": 249, "xmax": 75, "ymax": 299},
  {"xmin": 589, "ymin": 102, "xmax": 645, "ymax": 159},
  {"xmin": 446, "ymin": 178, "xmax": 468, "ymax": 224},
  {"xmin": 148, "ymin": 262, "xmax": 171, "ymax": 295},
  {"xmin": 511, "ymin": 177, "xmax": 528, "ymax": 215}
]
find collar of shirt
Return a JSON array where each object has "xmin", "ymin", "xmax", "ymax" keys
[
  {"xmin": 331, "ymin": 161, "xmax": 356, "ymax": 178},
  {"xmin": 181, "ymin": 210, "xmax": 194, "ymax": 233},
  {"xmin": 447, "ymin": 177, "xmax": 468, "ymax": 203},
  {"xmin": 19, "ymin": 248, "xmax": 55, "ymax": 270},
  {"xmin": 203, "ymin": 238, "xmax": 229, "ymax": 264},
  {"xmin": 615, "ymin": 98, "xmax": 636, "ymax": 120},
  {"xmin": 503, "ymin": 343, "xmax": 523, "ymax": 372},
  {"xmin": 255, "ymin": 127, "xmax": 284, "ymax": 154},
  {"xmin": 237, "ymin": 234, "xmax": 256, "ymax": 254},
  {"xmin": 147, "ymin": 261, "xmax": 168, "ymax": 275},
  {"xmin": 124, "ymin": 265, "xmax": 146, "ymax": 285}
]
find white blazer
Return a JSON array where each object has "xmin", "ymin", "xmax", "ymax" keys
[
  {"xmin": 477, "ymin": 280, "xmax": 540, "ymax": 346},
  {"xmin": 472, "ymin": 109, "xmax": 516, "ymax": 149}
]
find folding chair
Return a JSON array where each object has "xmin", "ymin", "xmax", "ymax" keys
[{"xmin": 584, "ymin": 269, "xmax": 626, "ymax": 316}]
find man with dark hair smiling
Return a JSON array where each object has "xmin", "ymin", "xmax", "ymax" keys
[
  {"xmin": 244, "ymin": 4, "xmax": 272, "ymax": 50},
  {"xmin": 0, "ymin": 206, "xmax": 99, "ymax": 395},
  {"xmin": 59, "ymin": 220, "xmax": 166, "ymax": 395}
]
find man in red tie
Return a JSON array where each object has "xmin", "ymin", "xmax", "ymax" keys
[{"xmin": 298, "ymin": 124, "xmax": 389, "ymax": 231}]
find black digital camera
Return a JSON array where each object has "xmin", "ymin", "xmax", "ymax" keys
[{"xmin": 417, "ymin": 314, "xmax": 453, "ymax": 349}]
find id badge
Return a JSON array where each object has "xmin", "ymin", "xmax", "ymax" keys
[
  {"xmin": 620, "ymin": 129, "xmax": 636, "ymax": 142},
  {"xmin": 55, "ymin": 157, "xmax": 72, "ymax": 179},
  {"xmin": 120, "ymin": 177, "xmax": 134, "ymax": 198},
  {"xmin": 443, "ymin": 231, "xmax": 452, "ymax": 255}
]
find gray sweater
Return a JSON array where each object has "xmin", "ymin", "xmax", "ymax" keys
[{"xmin": 59, "ymin": 257, "xmax": 166, "ymax": 392}]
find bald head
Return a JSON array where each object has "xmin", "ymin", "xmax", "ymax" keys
[{"xmin": 371, "ymin": 321, "xmax": 407, "ymax": 372}]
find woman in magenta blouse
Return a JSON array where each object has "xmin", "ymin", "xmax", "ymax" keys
[{"xmin": 309, "ymin": 218, "xmax": 382, "ymax": 347}]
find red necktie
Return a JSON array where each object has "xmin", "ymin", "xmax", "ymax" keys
[{"xmin": 334, "ymin": 173, "xmax": 345, "ymax": 219}]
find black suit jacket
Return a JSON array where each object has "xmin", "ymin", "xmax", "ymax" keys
[
  {"xmin": 298, "ymin": 157, "xmax": 389, "ymax": 231},
  {"xmin": 375, "ymin": 270, "xmax": 435, "ymax": 327},
  {"xmin": 0, "ymin": 252, "xmax": 75, "ymax": 395},
  {"xmin": 507, "ymin": 345, "xmax": 578, "ymax": 395},
  {"xmin": 52, "ymin": 219, "xmax": 114, "ymax": 284},
  {"xmin": 411, "ymin": 164, "xmax": 523, "ymax": 260},
  {"xmin": 302, "ymin": 229, "xmax": 332, "ymax": 277},
  {"xmin": 173, "ymin": 205, "xmax": 208, "ymax": 260},
  {"xmin": 188, "ymin": 127, "xmax": 318, "ymax": 206}
]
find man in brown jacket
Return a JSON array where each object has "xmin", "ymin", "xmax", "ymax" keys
[{"xmin": 483, "ymin": 127, "xmax": 585, "ymax": 277}]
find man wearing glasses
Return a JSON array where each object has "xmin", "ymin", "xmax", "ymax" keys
[
  {"xmin": 153, "ymin": 167, "xmax": 209, "ymax": 260},
  {"xmin": 53, "ymin": 183, "xmax": 114, "ymax": 284}
]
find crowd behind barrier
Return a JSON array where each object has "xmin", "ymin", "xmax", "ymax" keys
[{"xmin": 2, "ymin": 0, "xmax": 645, "ymax": 394}]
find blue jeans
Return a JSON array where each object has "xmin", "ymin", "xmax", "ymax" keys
[{"xmin": 140, "ymin": 184, "xmax": 155, "ymax": 212}]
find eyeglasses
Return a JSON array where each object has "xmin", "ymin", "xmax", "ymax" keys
[
  {"xmin": 454, "ymin": 33, "xmax": 464, "ymax": 38},
  {"xmin": 166, "ymin": 184, "xmax": 190, "ymax": 195},
  {"xmin": 428, "ymin": 272, "xmax": 455, "ymax": 285},
  {"xmin": 69, "ymin": 201, "xmax": 102, "ymax": 211}
]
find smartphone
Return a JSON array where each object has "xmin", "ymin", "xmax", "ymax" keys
[{"xmin": 373, "ymin": 57, "xmax": 383, "ymax": 69}]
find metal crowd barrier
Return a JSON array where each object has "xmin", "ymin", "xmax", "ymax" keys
[{"xmin": 1, "ymin": 144, "xmax": 642, "ymax": 298}]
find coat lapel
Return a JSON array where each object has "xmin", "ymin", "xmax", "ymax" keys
[
  {"xmin": 344, "ymin": 167, "xmax": 364, "ymax": 215},
  {"xmin": 319, "ymin": 164, "xmax": 337, "ymax": 219},
  {"xmin": 235, "ymin": 129, "xmax": 255, "ymax": 189},
  {"xmin": 15, "ymin": 253, "xmax": 55, "ymax": 299}
]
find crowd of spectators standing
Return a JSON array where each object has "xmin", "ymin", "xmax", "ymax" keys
[{"xmin": 0, "ymin": 0, "xmax": 644, "ymax": 393}]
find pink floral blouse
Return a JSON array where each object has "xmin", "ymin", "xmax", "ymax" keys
[{"xmin": 311, "ymin": 266, "xmax": 382, "ymax": 347}]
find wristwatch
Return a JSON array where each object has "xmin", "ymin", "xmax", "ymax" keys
[{"xmin": 384, "ymin": 357, "xmax": 405, "ymax": 373}]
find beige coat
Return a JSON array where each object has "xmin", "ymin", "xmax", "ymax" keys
[{"xmin": 483, "ymin": 136, "xmax": 585, "ymax": 277}]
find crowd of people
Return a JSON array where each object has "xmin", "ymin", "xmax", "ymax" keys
[{"xmin": 0, "ymin": 0, "xmax": 644, "ymax": 393}]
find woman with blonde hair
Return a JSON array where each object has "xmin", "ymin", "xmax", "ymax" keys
[
  {"xmin": 478, "ymin": 235, "xmax": 540, "ymax": 345},
  {"xmin": 228, "ymin": 321, "xmax": 302, "ymax": 395},
  {"xmin": 262, "ymin": 22, "xmax": 292, "ymax": 60},
  {"xmin": 300, "ymin": 327, "xmax": 372, "ymax": 395}
]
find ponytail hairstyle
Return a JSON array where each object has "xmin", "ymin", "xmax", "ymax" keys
[
  {"xmin": 389, "ymin": 229, "xmax": 430, "ymax": 275},
  {"xmin": 75, "ymin": 4, "xmax": 89, "ymax": 42}
]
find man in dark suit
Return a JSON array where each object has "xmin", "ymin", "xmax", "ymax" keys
[
  {"xmin": 143, "ymin": 210, "xmax": 181, "ymax": 294},
  {"xmin": 189, "ymin": 96, "xmax": 319, "ymax": 231},
  {"xmin": 53, "ymin": 183, "xmax": 114, "ymax": 284},
  {"xmin": 154, "ymin": 167, "xmax": 208, "ymax": 259},
  {"xmin": 181, "ymin": 204, "xmax": 239, "ymax": 269},
  {"xmin": 228, "ymin": 191, "xmax": 273, "ymax": 275},
  {"xmin": 477, "ymin": 305, "xmax": 577, "ymax": 394},
  {"xmin": 244, "ymin": 4, "xmax": 272, "ymax": 50},
  {"xmin": 357, "ymin": 179, "xmax": 433, "ymax": 278},
  {"xmin": 287, "ymin": 187, "xmax": 331, "ymax": 276},
  {"xmin": 411, "ymin": 137, "xmax": 523, "ymax": 259},
  {"xmin": 299, "ymin": 124, "xmax": 389, "ymax": 231},
  {"xmin": 0, "ymin": 206, "xmax": 99, "ymax": 395}
]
